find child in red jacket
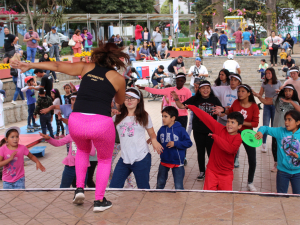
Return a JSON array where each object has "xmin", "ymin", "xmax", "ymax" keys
[{"xmin": 188, "ymin": 105, "xmax": 243, "ymax": 190}]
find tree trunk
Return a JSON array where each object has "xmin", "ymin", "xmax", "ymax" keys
[
  {"xmin": 266, "ymin": 0, "xmax": 276, "ymax": 36},
  {"xmin": 212, "ymin": 0, "xmax": 224, "ymax": 28},
  {"xmin": 26, "ymin": 0, "xmax": 34, "ymax": 30}
]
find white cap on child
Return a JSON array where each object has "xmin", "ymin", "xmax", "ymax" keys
[{"xmin": 5, "ymin": 126, "xmax": 21, "ymax": 137}]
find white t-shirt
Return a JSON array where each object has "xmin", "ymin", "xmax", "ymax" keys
[
  {"xmin": 114, "ymin": 115, "xmax": 153, "ymax": 165},
  {"xmin": 205, "ymin": 30, "xmax": 213, "ymax": 39},
  {"xmin": 212, "ymin": 86, "xmax": 238, "ymax": 120},
  {"xmin": 188, "ymin": 65, "xmax": 208, "ymax": 86},
  {"xmin": 223, "ymin": 60, "xmax": 240, "ymax": 73}
]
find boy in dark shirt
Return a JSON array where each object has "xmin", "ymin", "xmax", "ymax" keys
[
  {"xmin": 151, "ymin": 65, "xmax": 169, "ymax": 89},
  {"xmin": 211, "ymin": 29, "xmax": 219, "ymax": 56}
]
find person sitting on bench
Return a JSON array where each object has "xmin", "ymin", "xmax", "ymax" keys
[
  {"xmin": 157, "ymin": 42, "xmax": 170, "ymax": 59},
  {"xmin": 151, "ymin": 65, "xmax": 169, "ymax": 89}
]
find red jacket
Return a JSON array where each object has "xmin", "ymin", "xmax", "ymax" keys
[
  {"xmin": 135, "ymin": 25, "xmax": 143, "ymax": 40},
  {"xmin": 188, "ymin": 105, "xmax": 242, "ymax": 176}
]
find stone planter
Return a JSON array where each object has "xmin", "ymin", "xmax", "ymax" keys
[
  {"xmin": 169, "ymin": 51, "xmax": 193, "ymax": 58},
  {"xmin": 0, "ymin": 69, "xmax": 12, "ymax": 79}
]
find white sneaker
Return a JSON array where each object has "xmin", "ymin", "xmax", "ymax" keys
[
  {"xmin": 261, "ymin": 144, "xmax": 267, "ymax": 153},
  {"xmin": 23, "ymin": 100, "xmax": 27, "ymax": 103},
  {"xmin": 55, "ymin": 79, "xmax": 59, "ymax": 82},
  {"xmin": 11, "ymin": 100, "xmax": 17, "ymax": 105},
  {"xmin": 247, "ymin": 183, "xmax": 257, "ymax": 192},
  {"xmin": 271, "ymin": 162, "xmax": 278, "ymax": 172}
]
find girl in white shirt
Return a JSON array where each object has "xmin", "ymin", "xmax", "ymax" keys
[
  {"xmin": 110, "ymin": 88, "xmax": 163, "ymax": 189},
  {"xmin": 204, "ymin": 26, "xmax": 213, "ymax": 48},
  {"xmin": 51, "ymin": 89, "xmax": 65, "ymax": 139}
]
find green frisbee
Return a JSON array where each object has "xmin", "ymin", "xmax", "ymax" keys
[{"xmin": 241, "ymin": 129, "xmax": 262, "ymax": 148}]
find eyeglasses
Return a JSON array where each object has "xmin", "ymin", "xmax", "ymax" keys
[{"xmin": 125, "ymin": 96, "xmax": 137, "ymax": 101}]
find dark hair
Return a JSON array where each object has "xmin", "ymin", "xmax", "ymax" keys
[
  {"xmin": 195, "ymin": 80, "xmax": 215, "ymax": 99},
  {"xmin": 214, "ymin": 69, "xmax": 230, "ymax": 86},
  {"xmin": 289, "ymin": 65, "xmax": 299, "ymax": 71},
  {"xmin": 0, "ymin": 129, "xmax": 19, "ymax": 147},
  {"xmin": 51, "ymin": 88, "xmax": 62, "ymax": 105},
  {"xmin": 176, "ymin": 72, "xmax": 186, "ymax": 80},
  {"xmin": 161, "ymin": 41, "xmax": 166, "ymax": 44},
  {"xmin": 159, "ymin": 65, "xmax": 164, "ymax": 70},
  {"xmin": 227, "ymin": 112, "xmax": 244, "ymax": 125},
  {"xmin": 230, "ymin": 73, "xmax": 242, "ymax": 84},
  {"xmin": 206, "ymin": 26, "xmax": 210, "ymax": 33},
  {"xmin": 276, "ymin": 84, "xmax": 300, "ymax": 110},
  {"xmin": 245, "ymin": 28, "xmax": 248, "ymax": 31},
  {"xmin": 129, "ymin": 44, "xmax": 135, "ymax": 51},
  {"xmin": 28, "ymin": 27, "xmax": 33, "ymax": 30},
  {"xmin": 263, "ymin": 67, "xmax": 278, "ymax": 85},
  {"xmin": 238, "ymin": 27, "xmax": 241, "ymax": 31},
  {"xmin": 221, "ymin": 30, "xmax": 224, "ymax": 34},
  {"xmin": 238, "ymin": 84, "xmax": 256, "ymax": 103},
  {"xmin": 162, "ymin": 106, "xmax": 178, "ymax": 120},
  {"xmin": 165, "ymin": 84, "xmax": 172, "ymax": 88},
  {"xmin": 80, "ymin": 56, "xmax": 86, "ymax": 62},
  {"xmin": 63, "ymin": 84, "xmax": 72, "ymax": 90},
  {"xmin": 144, "ymin": 27, "xmax": 149, "ymax": 32},
  {"xmin": 248, "ymin": 26, "xmax": 252, "ymax": 30},
  {"xmin": 34, "ymin": 69, "xmax": 44, "ymax": 74},
  {"xmin": 142, "ymin": 41, "xmax": 148, "ymax": 49},
  {"xmin": 91, "ymin": 41, "xmax": 129, "ymax": 70},
  {"xmin": 168, "ymin": 35, "xmax": 172, "ymax": 37},
  {"xmin": 154, "ymin": 26, "xmax": 161, "ymax": 33},
  {"xmin": 284, "ymin": 110, "xmax": 300, "ymax": 129},
  {"xmin": 286, "ymin": 33, "xmax": 291, "ymax": 39},
  {"xmin": 215, "ymin": 29, "xmax": 218, "ymax": 32},
  {"xmin": 39, "ymin": 88, "xmax": 45, "ymax": 95},
  {"xmin": 131, "ymin": 67, "xmax": 137, "ymax": 73},
  {"xmin": 261, "ymin": 59, "xmax": 266, "ymax": 63},
  {"xmin": 178, "ymin": 56, "xmax": 183, "ymax": 59},
  {"xmin": 271, "ymin": 30, "xmax": 276, "ymax": 35},
  {"xmin": 82, "ymin": 27, "xmax": 88, "ymax": 32},
  {"xmin": 74, "ymin": 29, "xmax": 81, "ymax": 35},
  {"xmin": 115, "ymin": 88, "xmax": 149, "ymax": 127}
]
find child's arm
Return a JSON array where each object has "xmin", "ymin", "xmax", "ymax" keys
[
  {"xmin": 280, "ymin": 99, "xmax": 300, "ymax": 112},
  {"xmin": 0, "ymin": 151, "xmax": 17, "ymax": 167},
  {"xmin": 40, "ymin": 132, "xmax": 71, "ymax": 147},
  {"xmin": 58, "ymin": 112, "xmax": 69, "ymax": 125},
  {"xmin": 27, "ymin": 153, "xmax": 46, "ymax": 172},
  {"xmin": 40, "ymin": 105, "xmax": 60, "ymax": 114},
  {"xmin": 173, "ymin": 128, "xmax": 193, "ymax": 149},
  {"xmin": 21, "ymin": 86, "xmax": 29, "ymax": 93},
  {"xmin": 209, "ymin": 133, "xmax": 241, "ymax": 154},
  {"xmin": 147, "ymin": 127, "xmax": 164, "ymax": 154},
  {"xmin": 137, "ymin": 86, "xmax": 170, "ymax": 96}
]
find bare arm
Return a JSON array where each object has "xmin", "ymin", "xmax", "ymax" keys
[
  {"xmin": 0, "ymin": 153, "xmax": 17, "ymax": 167},
  {"xmin": 27, "ymin": 153, "xmax": 46, "ymax": 172},
  {"xmin": 13, "ymin": 37, "xmax": 19, "ymax": 45},
  {"xmin": 173, "ymin": 66, "xmax": 178, "ymax": 74},
  {"xmin": 182, "ymin": 67, "xmax": 186, "ymax": 74},
  {"xmin": 40, "ymin": 105, "xmax": 60, "ymax": 114},
  {"xmin": 237, "ymin": 68, "xmax": 241, "ymax": 74},
  {"xmin": 146, "ymin": 127, "xmax": 163, "ymax": 154}
]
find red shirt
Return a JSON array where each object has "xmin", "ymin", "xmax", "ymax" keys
[
  {"xmin": 228, "ymin": 100, "xmax": 260, "ymax": 131},
  {"xmin": 188, "ymin": 105, "xmax": 242, "ymax": 176}
]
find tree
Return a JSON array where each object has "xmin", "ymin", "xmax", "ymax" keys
[
  {"xmin": 191, "ymin": 0, "xmax": 212, "ymax": 27},
  {"xmin": 266, "ymin": 0, "xmax": 276, "ymax": 35}
]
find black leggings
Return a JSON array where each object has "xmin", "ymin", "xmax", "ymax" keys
[
  {"xmin": 193, "ymin": 131, "xmax": 213, "ymax": 173},
  {"xmin": 55, "ymin": 114, "xmax": 64, "ymax": 136},
  {"xmin": 269, "ymin": 48, "xmax": 278, "ymax": 64},
  {"xmin": 176, "ymin": 116, "xmax": 188, "ymax": 130},
  {"xmin": 272, "ymin": 137, "xmax": 277, "ymax": 162}
]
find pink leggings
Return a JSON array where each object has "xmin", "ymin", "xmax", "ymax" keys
[{"xmin": 69, "ymin": 112, "xmax": 115, "ymax": 200}]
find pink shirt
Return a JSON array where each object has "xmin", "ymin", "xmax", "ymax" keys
[
  {"xmin": 283, "ymin": 79, "xmax": 300, "ymax": 100},
  {"xmin": 145, "ymin": 87, "xmax": 192, "ymax": 116},
  {"xmin": 47, "ymin": 135, "xmax": 95, "ymax": 167},
  {"xmin": 162, "ymin": 96, "xmax": 169, "ymax": 107},
  {"xmin": 24, "ymin": 32, "xmax": 39, "ymax": 48},
  {"xmin": 0, "ymin": 144, "xmax": 29, "ymax": 183},
  {"xmin": 72, "ymin": 34, "xmax": 83, "ymax": 49},
  {"xmin": 233, "ymin": 31, "xmax": 242, "ymax": 43}
]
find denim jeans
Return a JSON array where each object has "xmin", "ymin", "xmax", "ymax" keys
[
  {"xmin": 259, "ymin": 69, "xmax": 265, "ymax": 79},
  {"xmin": 130, "ymin": 58, "xmax": 136, "ymax": 62},
  {"xmin": 12, "ymin": 76, "xmax": 24, "ymax": 101},
  {"xmin": 207, "ymin": 38, "xmax": 212, "ymax": 47},
  {"xmin": 60, "ymin": 165, "xmax": 88, "ymax": 188},
  {"xmin": 156, "ymin": 164, "xmax": 185, "ymax": 190},
  {"xmin": 282, "ymin": 42, "xmax": 291, "ymax": 52},
  {"xmin": 110, "ymin": 153, "xmax": 151, "ymax": 189},
  {"xmin": 221, "ymin": 44, "xmax": 228, "ymax": 55},
  {"xmin": 40, "ymin": 113, "xmax": 54, "ymax": 138},
  {"xmin": 28, "ymin": 103, "xmax": 36, "ymax": 126},
  {"xmin": 84, "ymin": 47, "xmax": 91, "ymax": 52},
  {"xmin": 49, "ymin": 44, "xmax": 60, "ymax": 61},
  {"xmin": 136, "ymin": 39, "xmax": 141, "ymax": 48},
  {"xmin": 262, "ymin": 104, "xmax": 275, "ymax": 143},
  {"xmin": 155, "ymin": 42, "xmax": 161, "ymax": 48},
  {"xmin": 46, "ymin": 70, "xmax": 57, "ymax": 80},
  {"xmin": 276, "ymin": 170, "xmax": 300, "ymax": 194},
  {"xmin": 3, "ymin": 176, "xmax": 25, "ymax": 189},
  {"xmin": 27, "ymin": 46, "xmax": 37, "ymax": 63}
]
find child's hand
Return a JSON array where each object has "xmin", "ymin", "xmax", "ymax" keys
[
  {"xmin": 208, "ymin": 133, "xmax": 213, "ymax": 137},
  {"xmin": 39, "ymin": 132, "xmax": 51, "ymax": 140},
  {"xmin": 255, "ymin": 132, "xmax": 263, "ymax": 140},
  {"xmin": 147, "ymin": 138, "xmax": 152, "ymax": 145},
  {"xmin": 111, "ymin": 109, "xmax": 121, "ymax": 116},
  {"xmin": 9, "ymin": 151, "xmax": 17, "ymax": 160},
  {"xmin": 40, "ymin": 108, "xmax": 49, "ymax": 114},
  {"xmin": 152, "ymin": 139, "xmax": 163, "ymax": 154},
  {"xmin": 288, "ymin": 151, "xmax": 299, "ymax": 158},
  {"xmin": 281, "ymin": 98, "xmax": 291, "ymax": 103},
  {"xmin": 136, "ymin": 85, "xmax": 145, "ymax": 90},
  {"xmin": 166, "ymin": 141, "xmax": 174, "ymax": 148},
  {"xmin": 170, "ymin": 91, "xmax": 178, "ymax": 100},
  {"xmin": 36, "ymin": 161, "xmax": 46, "ymax": 172},
  {"xmin": 213, "ymin": 106, "xmax": 224, "ymax": 115}
]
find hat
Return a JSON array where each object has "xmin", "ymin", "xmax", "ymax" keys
[
  {"xmin": 228, "ymin": 54, "xmax": 234, "ymax": 59},
  {"xmin": 70, "ymin": 95, "xmax": 77, "ymax": 99},
  {"xmin": 24, "ymin": 76, "xmax": 34, "ymax": 84},
  {"xmin": 5, "ymin": 126, "xmax": 21, "ymax": 138},
  {"xmin": 175, "ymin": 73, "xmax": 186, "ymax": 79},
  {"xmin": 51, "ymin": 26, "xmax": 56, "ymax": 30},
  {"xmin": 195, "ymin": 57, "xmax": 201, "ymax": 62},
  {"xmin": 229, "ymin": 73, "xmax": 242, "ymax": 82}
]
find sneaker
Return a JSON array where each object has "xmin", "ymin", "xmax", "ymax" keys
[
  {"xmin": 184, "ymin": 159, "xmax": 187, "ymax": 166},
  {"xmin": 55, "ymin": 79, "xmax": 59, "ymax": 82},
  {"xmin": 271, "ymin": 162, "xmax": 278, "ymax": 172},
  {"xmin": 73, "ymin": 188, "xmax": 85, "ymax": 205},
  {"xmin": 33, "ymin": 123, "xmax": 40, "ymax": 127},
  {"xmin": 11, "ymin": 100, "xmax": 17, "ymax": 105},
  {"xmin": 247, "ymin": 183, "xmax": 257, "ymax": 192},
  {"xmin": 93, "ymin": 197, "xmax": 112, "ymax": 212},
  {"xmin": 27, "ymin": 125, "xmax": 34, "ymax": 129},
  {"xmin": 234, "ymin": 158, "xmax": 239, "ymax": 168},
  {"xmin": 197, "ymin": 172, "xmax": 205, "ymax": 180},
  {"xmin": 23, "ymin": 100, "xmax": 27, "ymax": 103},
  {"xmin": 261, "ymin": 144, "xmax": 267, "ymax": 153}
]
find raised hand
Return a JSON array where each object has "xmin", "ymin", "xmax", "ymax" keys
[
  {"xmin": 170, "ymin": 91, "xmax": 178, "ymax": 99},
  {"xmin": 39, "ymin": 132, "xmax": 51, "ymax": 140},
  {"xmin": 10, "ymin": 59, "xmax": 30, "ymax": 73}
]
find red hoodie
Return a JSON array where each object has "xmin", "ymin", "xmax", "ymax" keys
[
  {"xmin": 188, "ymin": 105, "xmax": 242, "ymax": 176},
  {"xmin": 135, "ymin": 25, "xmax": 143, "ymax": 40}
]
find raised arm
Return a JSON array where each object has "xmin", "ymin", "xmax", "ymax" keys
[
  {"xmin": 211, "ymin": 134, "xmax": 241, "ymax": 154},
  {"xmin": 47, "ymin": 134, "xmax": 72, "ymax": 147}
]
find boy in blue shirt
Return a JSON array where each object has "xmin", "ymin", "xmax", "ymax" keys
[
  {"xmin": 242, "ymin": 28, "xmax": 251, "ymax": 55},
  {"xmin": 156, "ymin": 106, "xmax": 193, "ymax": 190},
  {"xmin": 219, "ymin": 30, "xmax": 228, "ymax": 56}
]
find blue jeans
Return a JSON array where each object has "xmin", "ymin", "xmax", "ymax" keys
[
  {"xmin": 84, "ymin": 47, "xmax": 91, "ymax": 52},
  {"xmin": 155, "ymin": 42, "xmax": 161, "ymax": 48},
  {"xmin": 12, "ymin": 76, "xmax": 24, "ymax": 101},
  {"xmin": 221, "ymin": 44, "xmax": 228, "ymax": 55},
  {"xmin": 282, "ymin": 42, "xmax": 291, "ymax": 52},
  {"xmin": 3, "ymin": 177, "xmax": 25, "ymax": 189},
  {"xmin": 110, "ymin": 153, "xmax": 151, "ymax": 189},
  {"xmin": 259, "ymin": 69, "xmax": 265, "ymax": 79},
  {"xmin": 263, "ymin": 104, "xmax": 275, "ymax": 143},
  {"xmin": 156, "ymin": 164, "xmax": 185, "ymax": 190},
  {"xmin": 49, "ymin": 44, "xmax": 60, "ymax": 61},
  {"xmin": 40, "ymin": 113, "xmax": 54, "ymax": 138},
  {"xmin": 136, "ymin": 39, "xmax": 141, "ymax": 48},
  {"xmin": 46, "ymin": 70, "xmax": 57, "ymax": 80},
  {"xmin": 207, "ymin": 38, "xmax": 212, "ymax": 47},
  {"xmin": 60, "ymin": 165, "xmax": 88, "ymax": 188},
  {"xmin": 130, "ymin": 58, "xmax": 136, "ymax": 62},
  {"xmin": 26, "ymin": 46, "xmax": 37, "ymax": 63},
  {"xmin": 277, "ymin": 170, "xmax": 300, "ymax": 194},
  {"xmin": 28, "ymin": 103, "xmax": 36, "ymax": 126}
]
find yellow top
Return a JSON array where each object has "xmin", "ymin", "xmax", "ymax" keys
[{"xmin": 279, "ymin": 52, "xmax": 287, "ymax": 60}]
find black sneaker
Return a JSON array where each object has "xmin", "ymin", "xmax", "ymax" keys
[
  {"xmin": 197, "ymin": 172, "xmax": 205, "ymax": 180},
  {"xmin": 93, "ymin": 197, "xmax": 112, "ymax": 212},
  {"xmin": 73, "ymin": 188, "xmax": 85, "ymax": 205},
  {"xmin": 184, "ymin": 159, "xmax": 187, "ymax": 166}
]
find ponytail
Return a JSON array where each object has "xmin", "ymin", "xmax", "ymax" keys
[{"xmin": 0, "ymin": 138, "xmax": 6, "ymax": 147}]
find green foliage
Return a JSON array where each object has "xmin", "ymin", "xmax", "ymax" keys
[
  {"xmin": 191, "ymin": 0, "xmax": 212, "ymax": 26},
  {"xmin": 160, "ymin": 0, "xmax": 173, "ymax": 14}
]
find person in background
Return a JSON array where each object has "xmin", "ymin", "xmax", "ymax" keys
[
  {"xmin": 11, "ymin": 54, "xmax": 25, "ymax": 105},
  {"xmin": 167, "ymin": 56, "xmax": 187, "ymax": 85},
  {"xmin": 187, "ymin": 57, "xmax": 209, "ymax": 94},
  {"xmin": 219, "ymin": 30, "xmax": 228, "ymax": 56},
  {"xmin": 280, "ymin": 66, "xmax": 300, "ymax": 99},
  {"xmin": 114, "ymin": 34, "xmax": 123, "ymax": 47},
  {"xmin": 242, "ymin": 28, "xmax": 251, "ymax": 55},
  {"xmin": 157, "ymin": 42, "xmax": 170, "ymax": 59},
  {"xmin": 264, "ymin": 31, "xmax": 283, "ymax": 67},
  {"xmin": 204, "ymin": 26, "xmax": 213, "ymax": 48},
  {"xmin": 34, "ymin": 69, "xmax": 53, "ymax": 98},
  {"xmin": 152, "ymin": 26, "xmax": 162, "ymax": 48},
  {"xmin": 282, "ymin": 55, "xmax": 295, "ymax": 79},
  {"xmin": 39, "ymin": 53, "xmax": 59, "ymax": 83},
  {"xmin": 108, "ymin": 35, "xmax": 115, "ymax": 43},
  {"xmin": 166, "ymin": 35, "xmax": 174, "ymax": 51},
  {"xmin": 135, "ymin": 25, "xmax": 143, "ymax": 47},
  {"xmin": 195, "ymin": 29, "xmax": 200, "ymax": 43},
  {"xmin": 139, "ymin": 41, "xmax": 150, "ymax": 60},
  {"xmin": 127, "ymin": 44, "xmax": 136, "ymax": 62},
  {"xmin": 282, "ymin": 33, "xmax": 294, "ymax": 54},
  {"xmin": 43, "ymin": 39, "xmax": 50, "ymax": 52},
  {"xmin": 279, "ymin": 49, "xmax": 287, "ymax": 66},
  {"xmin": 149, "ymin": 41, "xmax": 158, "ymax": 58},
  {"xmin": 3, "ymin": 27, "xmax": 19, "ymax": 63},
  {"xmin": 46, "ymin": 26, "xmax": 60, "ymax": 61},
  {"xmin": 142, "ymin": 27, "xmax": 151, "ymax": 43},
  {"xmin": 23, "ymin": 26, "xmax": 40, "ymax": 63},
  {"xmin": 72, "ymin": 29, "xmax": 83, "ymax": 55},
  {"xmin": 223, "ymin": 54, "xmax": 241, "ymax": 74},
  {"xmin": 214, "ymin": 69, "xmax": 230, "ymax": 87},
  {"xmin": 258, "ymin": 59, "xmax": 269, "ymax": 81},
  {"xmin": 210, "ymin": 29, "xmax": 219, "ymax": 56},
  {"xmin": 233, "ymin": 27, "xmax": 242, "ymax": 55},
  {"xmin": 151, "ymin": 65, "xmax": 169, "ymax": 89},
  {"xmin": 81, "ymin": 27, "xmax": 93, "ymax": 52},
  {"xmin": 248, "ymin": 26, "xmax": 255, "ymax": 55}
]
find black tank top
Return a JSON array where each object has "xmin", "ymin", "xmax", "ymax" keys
[{"xmin": 73, "ymin": 64, "xmax": 116, "ymax": 116}]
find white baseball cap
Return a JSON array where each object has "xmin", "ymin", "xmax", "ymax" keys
[
  {"xmin": 5, "ymin": 126, "xmax": 21, "ymax": 137},
  {"xmin": 228, "ymin": 54, "xmax": 234, "ymax": 59}
]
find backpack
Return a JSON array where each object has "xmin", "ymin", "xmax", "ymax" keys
[{"xmin": 250, "ymin": 33, "xmax": 256, "ymax": 44}]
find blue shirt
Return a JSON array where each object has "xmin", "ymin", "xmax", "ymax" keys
[
  {"xmin": 25, "ymin": 89, "xmax": 36, "ymax": 105},
  {"xmin": 219, "ymin": 34, "xmax": 228, "ymax": 45},
  {"xmin": 242, "ymin": 32, "xmax": 251, "ymax": 41},
  {"xmin": 60, "ymin": 104, "xmax": 72, "ymax": 134}
]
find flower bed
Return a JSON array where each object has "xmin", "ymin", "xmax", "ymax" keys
[{"xmin": 169, "ymin": 51, "xmax": 193, "ymax": 58}]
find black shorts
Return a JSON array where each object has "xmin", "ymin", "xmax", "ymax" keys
[{"xmin": 4, "ymin": 49, "xmax": 15, "ymax": 58}]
